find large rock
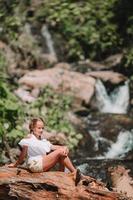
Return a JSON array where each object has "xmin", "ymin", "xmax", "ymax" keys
[
  {"xmin": 19, "ymin": 68, "xmax": 96, "ymax": 104},
  {"xmin": 101, "ymin": 54, "xmax": 123, "ymax": 69},
  {"xmin": 14, "ymin": 88, "xmax": 36, "ymax": 103},
  {"xmin": 0, "ymin": 166, "xmax": 126, "ymax": 200},
  {"xmin": 109, "ymin": 165, "xmax": 133, "ymax": 199},
  {"xmin": 78, "ymin": 54, "xmax": 123, "ymax": 71},
  {"xmin": 86, "ymin": 71, "xmax": 127, "ymax": 84}
]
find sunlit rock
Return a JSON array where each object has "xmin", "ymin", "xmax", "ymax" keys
[
  {"xmin": 86, "ymin": 71, "xmax": 127, "ymax": 84},
  {"xmin": 0, "ymin": 166, "xmax": 126, "ymax": 200},
  {"xmin": 19, "ymin": 68, "xmax": 96, "ymax": 104},
  {"xmin": 109, "ymin": 165, "xmax": 133, "ymax": 199},
  {"xmin": 14, "ymin": 88, "xmax": 36, "ymax": 103}
]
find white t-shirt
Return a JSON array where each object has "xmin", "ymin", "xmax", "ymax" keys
[{"xmin": 19, "ymin": 134, "xmax": 52, "ymax": 158}]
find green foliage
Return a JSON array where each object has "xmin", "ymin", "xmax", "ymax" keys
[
  {"xmin": 122, "ymin": 48, "xmax": 133, "ymax": 72},
  {"xmin": 0, "ymin": 80, "xmax": 24, "ymax": 144},
  {"xmin": 27, "ymin": 86, "xmax": 82, "ymax": 149},
  {"xmin": 113, "ymin": 0, "xmax": 133, "ymax": 71},
  {"xmin": 4, "ymin": 16, "xmax": 22, "ymax": 39},
  {"xmin": 0, "ymin": 0, "xmax": 133, "ymax": 67},
  {"xmin": 113, "ymin": 0, "xmax": 133, "ymax": 41},
  {"xmin": 34, "ymin": 0, "xmax": 120, "ymax": 61},
  {"xmin": 0, "ymin": 52, "xmax": 7, "ymax": 69},
  {"xmin": 0, "ymin": 52, "xmax": 7, "ymax": 78},
  {"xmin": 30, "ymin": 0, "xmax": 133, "ymax": 66},
  {"xmin": 0, "ymin": 1, "xmax": 26, "ymax": 40},
  {"xmin": 125, "ymin": 48, "xmax": 133, "ymax": 68},
  {"xmin": 0, "ymin": 0, "xmax": 132, "ymax": 67}
]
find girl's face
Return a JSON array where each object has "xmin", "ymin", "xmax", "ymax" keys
[{"xmin": 33, "ymin": 120, "xmax": 44, "ymax": 139}]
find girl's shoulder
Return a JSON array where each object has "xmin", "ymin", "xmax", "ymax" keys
[
  {"xmin": 24, "ymin": 134, "xmax": 32, "ymax": 139},
  {"xmin": 19, "ymin": 134, "xmax": 33, "ymax": 147}
]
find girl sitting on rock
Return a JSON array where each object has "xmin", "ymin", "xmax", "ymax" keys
[{"xmin": 8, "ymin": 118, "xmax": 81, "ymax": 185}]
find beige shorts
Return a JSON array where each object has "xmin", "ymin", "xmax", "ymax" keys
[{"xmin": 27, "ymin": 155, "xmax": 43, "ymax": 173}]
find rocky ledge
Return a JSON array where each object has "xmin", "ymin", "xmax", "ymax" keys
[{"xmin": 0, "ymin": 166, "xmax": 131, "ymax": 200}]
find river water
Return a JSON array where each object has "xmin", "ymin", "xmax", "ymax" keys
[{"xmin": 73, "ymin": 80, "xmax": 133, "ymax": 183}]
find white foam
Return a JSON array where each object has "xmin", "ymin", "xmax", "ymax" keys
[
  {"xmin": 104, "ymin": 130, "xmax": 133, "ymax": 158},
  {"xmin": 95, "ymin": 80, "xmax": 129, "ymax": 114}
]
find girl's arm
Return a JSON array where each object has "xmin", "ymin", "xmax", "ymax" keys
[{"xmin": 8, "ymin": 145, "xmax": 28, "ymax": 167}]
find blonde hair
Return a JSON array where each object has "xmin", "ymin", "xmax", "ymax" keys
[{"xmin": 29, "ymin": 118, "xmax": 44, "ymax": 133}]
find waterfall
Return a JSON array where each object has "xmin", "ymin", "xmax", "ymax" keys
[
  {"xmin": 89, "ymin": 130, "xmax": 112, "ymax": 151},
  {"xmin": 41, "ymin": 25, "xmax": 57, "ymax": 59},
  {"xmin": 104, "ymin": 130, "xmax": 133, "ymax": 158},
  {"xmin": 24, "ymin": 23, "xmax": 32, "ymax": 34},
  {"xmin": 89, "ymin": 130, "xmax": 133, "ymax": 159},
  {"xmin": 95, "ymin": 80, "xmax": 129, "ymax": 114}
]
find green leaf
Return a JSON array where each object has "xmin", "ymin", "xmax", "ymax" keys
[{"xmin": 8, "ymin": 129, "xmax": 24, "ymax": 139}]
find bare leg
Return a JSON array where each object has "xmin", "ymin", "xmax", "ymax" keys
[
  {"xmin": 42, "ymin": 150, "xmax": 60, "ymax": 171},
  {"xmin": 42, "ymin": 149, "xmax": 81, "ymax": 186},
  {"xmin": 58, "ymin": 157, "xmax": 65, "ymax": 172},
  {"xmin": 59, "ymin": 156, "xmax": 75, "ymax": 172},
  {"xmin": 42, "ymin": 149, "xmax": 76, "ymax": 172},
  {"xmin": 59, "ymin": 156, "xmax": 82, "ymax": 186}
]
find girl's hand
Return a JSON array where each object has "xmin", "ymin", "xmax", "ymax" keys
[
  {"xmin": 62, "ymin": 146, "xmax": 69, "ymax": 156},
  {"xmin": 52, "ymin": 145, "xmax": 69, "ymax": 156}
]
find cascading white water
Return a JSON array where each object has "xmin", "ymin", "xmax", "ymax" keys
[
  {"xmin": 24, "ymin": 23, "xmax": 31, "ymax": 34},
  {"xmin": 95, "ymin": 80, "xmax": 129, "ymax": 114},
  {"xmin": 104, "ymin": 130, "xmax": 133, "ymax": 158},
  {"xmin": 41, "ymin": 25, "xmax": 57, "ymax": 58},
  {"xmin": 89, "ymin": 129, "xmax": 133, "ymax": 159},
  {"xmin": 89, "ymin": 130, "xmax": 112, "ymax": 151}
]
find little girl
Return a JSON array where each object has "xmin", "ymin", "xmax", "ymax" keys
[{"xmin": 8, "ymin": 118, "xmax": 80, "ymax": 182}]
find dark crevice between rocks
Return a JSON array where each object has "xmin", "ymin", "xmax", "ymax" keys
[
  {"xmin": 30, "ymin": 182, "xmax": 58, "ymax": 192},
  {"xmin": 0, "ymin": 184, "xmax": 18, "ymax": 200}
]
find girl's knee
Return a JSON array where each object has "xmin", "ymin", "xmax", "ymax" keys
[{"xmin": 56, "ymin": 148, "xmax": 65, "ymax": 157}]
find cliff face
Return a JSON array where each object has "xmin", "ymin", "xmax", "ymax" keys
[{"xmin": 0, "ymin": 166, "xmax": 129, "ymax": 200}]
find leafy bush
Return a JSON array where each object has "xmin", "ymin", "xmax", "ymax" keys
[
  {"xmin": 113, "ymin": 0, "xmax": 133, "ymax": 72},
  {"xmin": 1, "ymin": 0, "xmax": 133, "ymax": 68},
  {"xmin": 0, "ymin": 80, "xmax": 24, "ymax": 147},
  {"xmin": 0, "ymin": 52, "xmax": 7, "ymax": 78},
  {"xmin": 34, "ymin": 0, "xmax": 120, "ymax": 61},
  {"xmin": 0, "ymin": 0, "xmax": 25, "ymax": 40},
  {"xmin": 121, "ymin": 48, "xmax": 133, "ymax": 77},
  {"xmin": 123, "ymin": 48, "xmax": 133, "ymax": 68}
]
